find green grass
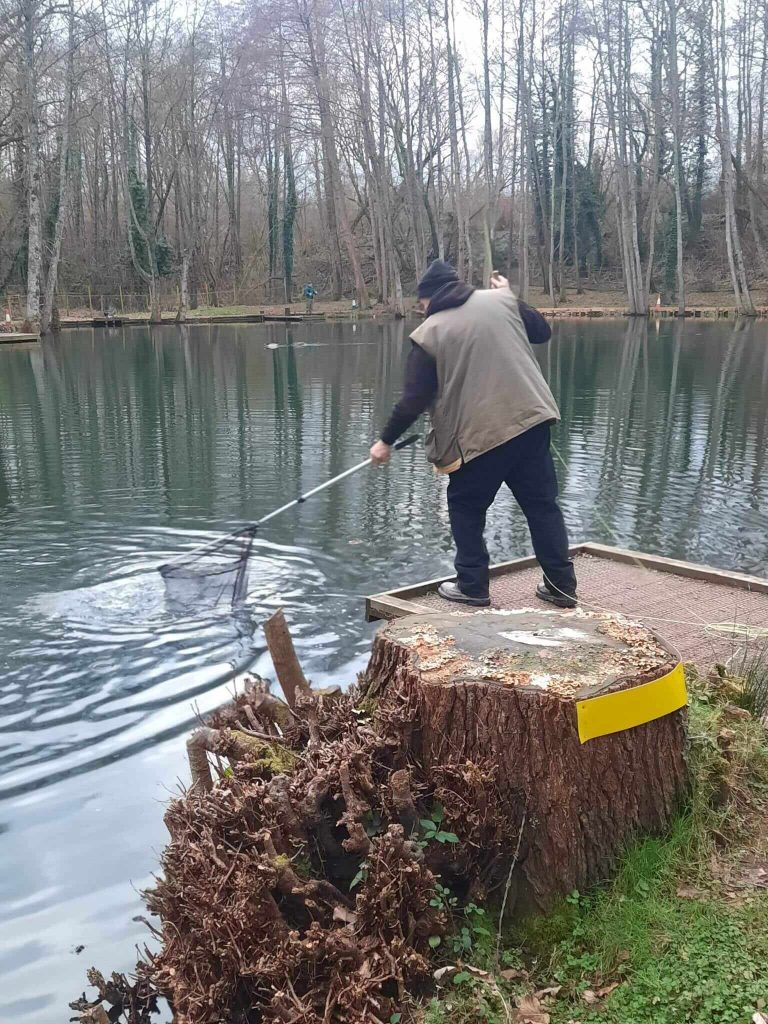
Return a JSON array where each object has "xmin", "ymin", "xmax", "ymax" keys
[
  {"xmin": 556, "ymin": 898, "xmax": 768, "ymax": 1024},
  {"xmin": 537, "ymin": 827, "xmax": 768, "ymax": 1024},
  {"xmin": 418, "ymin": 681, "xmax": 768, "ymax": 1024}
]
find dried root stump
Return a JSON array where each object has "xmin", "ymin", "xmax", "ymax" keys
[
  {"xmin": 125, "ymin": 686, "xmax": 460, "ymax": 1024},
  {"xmin": 74, "ymin": 608, "xmax": 688, "ymax": 1023}
]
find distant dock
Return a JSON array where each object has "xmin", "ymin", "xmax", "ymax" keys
[
  {"xmin": 0, "ymin": 331, "xmax": 39, "ymax": 343},
  {"xmin": 539, "ymin": 305, "xmax": 768, "ymax": 319}
]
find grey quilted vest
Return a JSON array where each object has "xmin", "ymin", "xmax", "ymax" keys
[{"xmin": 411, "ymin": 289, "xmax": 560, "ymax": 471}]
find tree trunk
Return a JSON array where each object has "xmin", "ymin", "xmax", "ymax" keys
[
  {"xmin": 363, "ymin": 610, "xmax": 688, "ymax": 911},
  {"xmin": 176, "ymin": 250, "xmax": 189, "ymax": 322},
  {"xmin": 666, "ymin": 0, "xmax": 686, "ymax": 316},
  {"xmin": 597, "ymin": 0, "xmax": 646, "ymax": 314},
  {"xmin": 41, "ymin": 0, "xmax": 75, "ymax": 336},
  {"xmin": 558, "ymin": 12, "xmax": 571, "ymax": 305},
  {"xmin": 22, "ymin": 0, "xmax": 42, "ymax": 331},
  {"xmin": 281, "ymin": 45, "xmax": 296, "ymax": 304},
  {"xmin": 149, "ymin": 278, "xmax": 162, "ymax": 323},
  {"xmin": 481, "ymin": 0, "xmax": 494, "ymax": 286},
  {"xmin": 451, "ymin": 0, "xmax": 474, "ymax": 281},
  {"xmin": 443, "ymin": 0, "xmax": 464, "ymax": 276},
  {"xmin": 427, "ymin": 1, "xmax": 445, "ymax": 260},
  {"xmin": 517, "ymin": 0, "xmax": 530, "ymax": 300},
  {"xmin": 303, "ymin": 5, "xmax": 368, "ymax": 307},
  {"xmin": 644, "ymin": 20, "xmax": 663, "ymax": 302},
  {"xmin": 399, "ymin": 0, "xmax": 425, "ymax": 276},
  {"xmin": 711, "ymin": 0, "xmax": 756, "ymax": 314}
]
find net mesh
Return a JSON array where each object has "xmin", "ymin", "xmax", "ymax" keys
[{"xmin": 159, "ymin": 526, "xmax": 257, "ymax": 612}]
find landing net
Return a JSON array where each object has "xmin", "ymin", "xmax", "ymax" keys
[{"xmin": 159, "ymin": 526, "xmax": 257, "ymax": 612}]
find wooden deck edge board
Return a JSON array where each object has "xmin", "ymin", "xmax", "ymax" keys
[
  {"xmin": 579, "ymin": 543, "xmax": 768, "ymax": 593},
  {"xmin": 365, "ymin": 594, "xmax": 435, "ymax": 622}
]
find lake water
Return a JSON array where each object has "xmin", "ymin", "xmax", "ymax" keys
[{"xmin": 1, "ymin": 317, "xmax": 767, "ymax": 1019}]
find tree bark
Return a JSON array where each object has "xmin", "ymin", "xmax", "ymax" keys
[
  {"xmin": 666, "ymin": 0, "xmax": 686, "ymax": 315},
  {"xmin": 22, "ymin": 0, "xmax": 42, "ymax": 331},
  {"xmin": 363, "ymin": 610, "xmax": 688, "ymax": 911},
  {"xmin": 41, "ymin": 0, "xmax": 75, "ymax": 335},
  {"xmin": 711, "ymin": 0, "xmax": 756, "ymax": 314},
  {"xmin": 481, "ymin": 0, "xmax": 494, "ymax": 285},
  {"xmin": 177, "ymin": 250, "xmax": 189, "ymax": 322}
]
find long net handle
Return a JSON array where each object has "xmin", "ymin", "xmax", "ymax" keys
[{"xmin": 159, "ymin": 435, "xmax": 420, "ymax": 574}]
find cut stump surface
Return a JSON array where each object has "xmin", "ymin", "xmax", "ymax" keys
[{"xmin": 363, "ymin": 608, "xmax": 688, "ymax": 911}]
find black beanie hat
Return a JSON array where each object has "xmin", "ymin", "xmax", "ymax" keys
[{"xmin": 417, "ymin": 259, "xmax": 459, "ymax": 300}]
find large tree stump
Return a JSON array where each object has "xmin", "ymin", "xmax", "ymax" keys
[{"xmin": 363, "ymin": 608, "xmax": 688, "ymax": 912}]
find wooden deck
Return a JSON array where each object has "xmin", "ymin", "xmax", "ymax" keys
[
  {"xmin": 366, "ymin": 543, "xmax": 768, "ymax": 671},
  {"xmin": 0, "ymin": 331, "xmax": 38, "ymax": 343}
]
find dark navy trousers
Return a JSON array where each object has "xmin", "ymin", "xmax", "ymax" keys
[{"xmin": 446, "ymin": 422, "xmax": 577, "ymax": 599}]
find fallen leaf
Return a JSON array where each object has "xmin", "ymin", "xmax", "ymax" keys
[
  {"xmin": 515, "ymin": 993, "xmax": 551, "ymax": 1023},
  {"xmin": 535, "ymin": 986, "xmax": 562, "ymax": 999},
  {"xmin": 501, "ymin": 968, "xmax": 529, "ymax": 981},
  {"xmin": 676, "ymin": 884, "xmax": 703, "ymax": 899},
  {"xmin": 433, "ymin": 965, "xmax": 457, "ymax": 983},
  {"xmin": 595, "ymin": 982, "xmax": 621, "ymax": 998},
  {"xmin": 582, "ymin": 990, "xmax": 598, "ymax": 1005},
  {"xmin": 722, "ymin": 703, "xmax": 752, "ymax": 720},
  {"xmin": 466, "ymin": 965, "xmax": 490, "ymax": 978},
  {"xmin": 332, "ymin": 906, "xmax": 357, "ymax": 926},
  {"xmin": 752, "ymin": 1013, "xmax": 768, "ymax": 1024}
]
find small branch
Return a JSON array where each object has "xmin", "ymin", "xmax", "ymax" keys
[
  {"xmin": 186, "ymin": 726, "xmax": 277, "ymax": 793},
  {"xmin": 495, "ymin": 810, "xmax": 526, "ymax": 967},
  {"xmin": 187, "ymin": 728, "xmax": 215, "ymax": 794},
  {"xmin": 390, "ymin": 769, "xmax": 419, "ymax": 834}
]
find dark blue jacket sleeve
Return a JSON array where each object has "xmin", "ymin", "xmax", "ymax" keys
[
  {"xmin": 518, "ymin": 300, "xmax": 552, "ymax": 344},
  {"xmin": 380, "ymin": 343, "xmax": 437, "ymax": 445}
]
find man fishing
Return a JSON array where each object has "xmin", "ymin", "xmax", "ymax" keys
[{"xmin": 370, "ymin": 259, "xmax": 578, "ymax": 609}]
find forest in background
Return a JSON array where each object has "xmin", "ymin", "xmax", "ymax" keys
[{"xmin": 2, "ymin": 0, "xmax": 768, "ymax": 330}]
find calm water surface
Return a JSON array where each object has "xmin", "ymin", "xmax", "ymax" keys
[{"xmin": 1, "ymin": 318, "xmax": 767, "ymax": 1019}]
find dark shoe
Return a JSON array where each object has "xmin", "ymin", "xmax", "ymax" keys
[
  {"xmin": 536, "ymin": 583, "xmax": 577, "ymax": 609},
  {"xmin": 438, "ymin": 581, "xmax": 491, "ymax": 607}
]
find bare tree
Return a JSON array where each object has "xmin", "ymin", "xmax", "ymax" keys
[
  {"xmin": 710, "ymin": 0, "xmax": 755, "ymax": 314},
  {"xmin": 3, "ymin": 0, "xmax": 768, "ymax": 318}
]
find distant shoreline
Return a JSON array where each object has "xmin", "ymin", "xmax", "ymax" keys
[{"xmin": 7, "ymin": 288, "xmax": 768, "ymax": 335}]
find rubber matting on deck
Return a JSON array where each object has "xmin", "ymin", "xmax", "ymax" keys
[{"xmin": 412, "ymin": 553, "xmax": 768, "ymax": 670}]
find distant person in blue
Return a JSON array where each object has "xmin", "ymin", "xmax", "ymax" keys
[{"xmin": 303, "ymin": 283, "xmax": 316, "ymax": 314}]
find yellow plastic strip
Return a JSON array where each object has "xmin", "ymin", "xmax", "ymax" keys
[{"xmin": 576, "ymin": 662, "xmax": 687, "ymax": 744}]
